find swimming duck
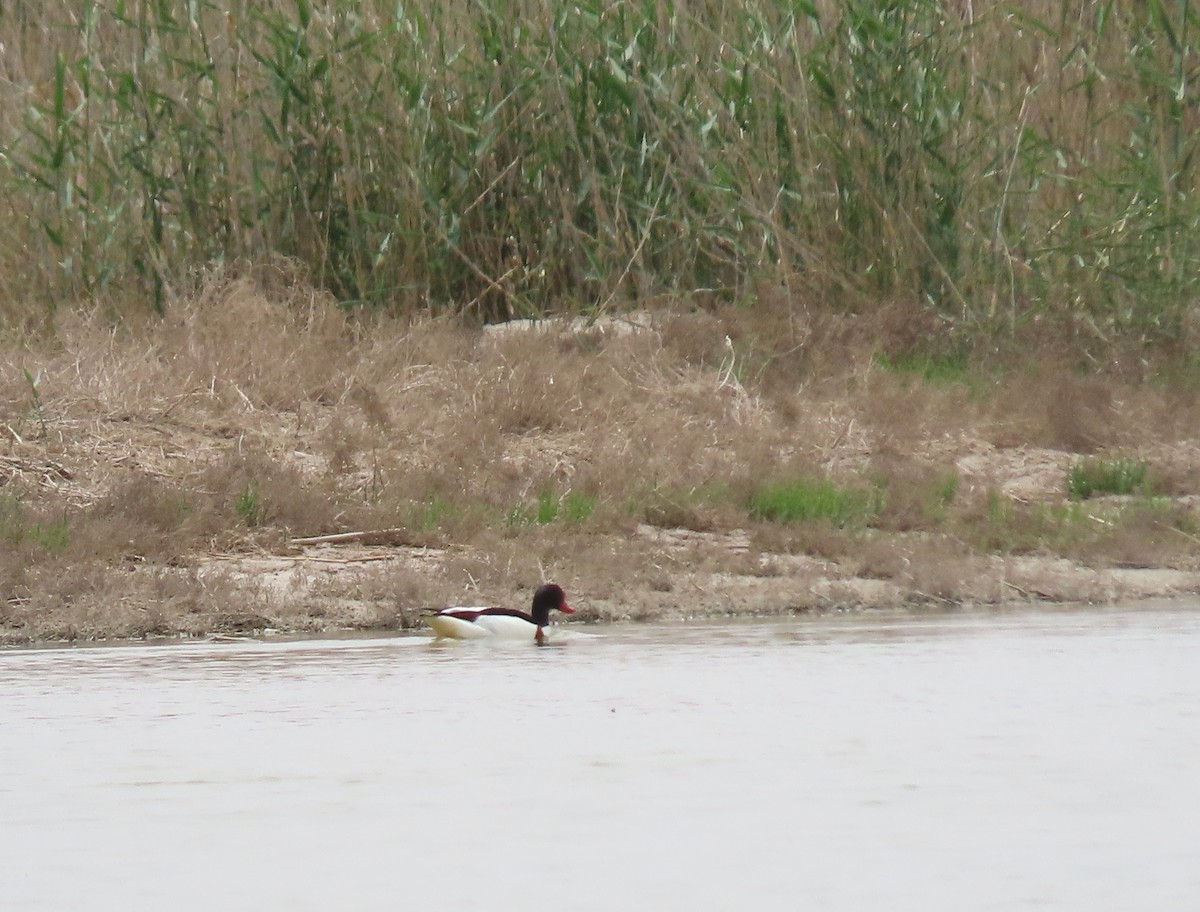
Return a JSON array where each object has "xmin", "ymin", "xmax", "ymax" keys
[{"xmin": 429, "ymin": 584, "xmax": 575, "ymax": 644}]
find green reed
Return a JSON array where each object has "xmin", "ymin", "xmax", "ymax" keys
[{"xmin": 1, "ymin": 0, "xmax": 1197, "ymax": 341}]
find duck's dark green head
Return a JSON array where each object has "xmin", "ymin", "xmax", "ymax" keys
[{"xmin": 530, "ymin": 583, "xmax": 574, "ymax": 626}]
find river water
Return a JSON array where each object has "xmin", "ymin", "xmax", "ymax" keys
[{"xmin": 3, "ymin": 604, "xmax": 1199, "ymax": 911}]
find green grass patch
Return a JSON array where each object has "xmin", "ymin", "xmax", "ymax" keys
[
  {"xmin": 874, "ymin": 350, "xmax": 972, "ymax": 385},
  {"xmin": 931, "ymin": 471, "xmax": 960, "ymax": 507},
  {"xmin": 964, "ymin": 491, "xmax": 1096, "ymax": 555},
  {"xmin": 410, "ymin": 494, "xmax": 454, "ymax": 532},
  {"xmin": 560, "ymin": 490, "xmax": 598, "ymax": 524},
  {"xmin": 534, "ymin": 487, "xmax": 560, "ymax": 525},
  {"xmin": 749, "ymin": 478, "xmax": 878, "ymax": 527},
  {"xmin": 507, "ymin": 487, "xmax": 597, "ymax": 527},
  {"xmin": 1067, "ymin": 458, "xmax": 1148, "ymax": 500},
  {"xmin": 233, "ymin": 483, "xmax": 266, "ymax": 527},
  {"xmin": 30, "ymin": 516, "xmax": 71, "ymax": 552},
  {"xmin": 964, "ymin": 491, "xmax": 1200, "ymax": 565},
  {"xmin": 0, "ymin": 496, "xmax": 69, "ymax": 551}
]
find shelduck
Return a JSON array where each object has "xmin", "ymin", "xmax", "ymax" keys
[{"xmin": 430, "ymin": 584, "xmax": 575, "ymax": 645}]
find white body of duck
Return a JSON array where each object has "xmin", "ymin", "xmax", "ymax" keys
[{"xmin": 430, "ymin": 584, "xmax": 575, "ymax": 643}]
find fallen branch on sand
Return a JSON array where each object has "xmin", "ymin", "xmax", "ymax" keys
[
  {"xmin": 0, "ymin": 454, "xmax": 74, "ymax": 484},
  {"xmin": 280, "ymin": 553, "xmax": 395, "ymax": 564},
  {"xmin": 289, "ymin": 528, "xmax": 412, "ymax": 547}
]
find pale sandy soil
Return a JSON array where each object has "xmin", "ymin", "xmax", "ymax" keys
[{"xmin": 203, "ymin": 522, "xmax": 1200, "ymax": 634}]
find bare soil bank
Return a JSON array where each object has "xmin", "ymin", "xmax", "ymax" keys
[{"xmin": 3, "ymin": 280, "xmax": 1199, "ymax": 644}]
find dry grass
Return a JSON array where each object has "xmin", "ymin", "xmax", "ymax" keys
[{"xmin": 3, "ymin": 267, "xmax": 1200, "ymax": 642}]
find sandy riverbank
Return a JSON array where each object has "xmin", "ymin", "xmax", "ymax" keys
[{"xmin": 3, "ymin": 278, "xmax": 1199, "ymax": 645}]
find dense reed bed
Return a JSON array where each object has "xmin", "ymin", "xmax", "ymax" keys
[{"xmin": 1, "ymin": 0, "xmax": 1197, "ymax": 344}]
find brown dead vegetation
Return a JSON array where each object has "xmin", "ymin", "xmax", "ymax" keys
[{"xmin": 3, "ymin": 270, "xmax": 1200, "ymax": 645}]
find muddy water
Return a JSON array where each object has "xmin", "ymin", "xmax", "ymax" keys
[{"xmin": 3, "ymin": 605, "xmax": 1199, "ymax": 911}]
